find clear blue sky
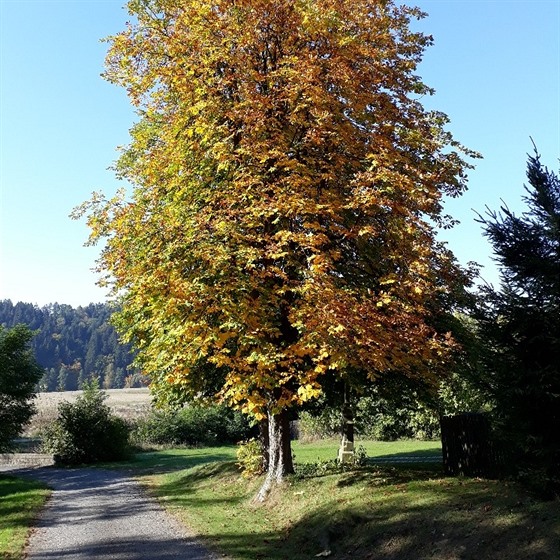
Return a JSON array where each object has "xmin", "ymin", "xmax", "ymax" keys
[{"xmin": 1, "ymin": 0, "xmax": 559, "ymax": 307}]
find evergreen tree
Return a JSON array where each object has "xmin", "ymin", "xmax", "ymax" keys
[
  {"xmin": 477, "ymin": 149, "xmax": 560, "ymax": 496},
  {"xmin": 57, "ymin": 365, "xmax": 69, "ymax": 392},
  {"xmin": 0, "ymin": 300, "xmax": 139, "ymax": 390}
]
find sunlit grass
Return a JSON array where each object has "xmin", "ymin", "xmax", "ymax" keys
[
  {"xmin": 0, "ymin": 475, "xmax": 50, "ymax": 560},
  {"xmin": 111, "ymin": 439, "xmax": 441, "ymax": 472},
  {"xmin": 127, "ymin": 440, "xmax": 559, "ymax": 560},
  {"xmin": 292, "ymin": 438, "xmax": 441, "ymax": 463}
]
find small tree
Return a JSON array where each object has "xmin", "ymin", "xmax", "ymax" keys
[
  {"xmin": 477, "ymin": 149, "xmax": 560, "ymax": 496},
  {"xmin": 0, "ymin": 325, "xmax": 43, "ymax": 451},
  {"xmin": 42, "ymin": 379, "xmax": 130, "ymax": 464}
]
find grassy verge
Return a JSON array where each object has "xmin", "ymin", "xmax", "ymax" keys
[
  {"xmin": 0, "ymin": 475, "xmax": 50, "ymax": 560},
  {"xmin": 127, "ymin": 440, "xmax": 559, "ymax": 560}
]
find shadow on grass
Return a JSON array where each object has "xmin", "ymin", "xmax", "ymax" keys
[
  {"xmin": 157, "ymin": 462, "xmax": 243, "ymax": 508},
  {"xmin": 365, "ymin": 448, "xmax": 442, "ymax": 470},
  {"xmin": 335, "ymin": 464, "xmax": 444, "ymax": 488},
  {"xmin": 278, "ymin": 495, "xmax": 560, "ymax": 560},
  {"xmin": 153, "ymin": 463, "xmax": 560, "ymax": 560},
  {"xmin": 370, "ymin": 448, "xmax": 443, "ymax": 459},
  {"xmin": 109, "ymin": 448, "xmax": 236, "ymax": 476}
]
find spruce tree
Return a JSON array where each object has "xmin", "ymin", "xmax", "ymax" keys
[{"xmin": 477, "ymin": 149, "xmax": 560, "ymax": 495}]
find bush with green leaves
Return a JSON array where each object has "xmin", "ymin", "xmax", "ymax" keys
[
  {"xmin": 355, "ymin": 396, "xmax": 441, "ymax": 441},
  {"xmin": 297, "ymin": 365, "xmax": 489, "ymax": 443},
  {"xmin": 296, "ymin": 409, "xmax": 341, "ymax": 441},
  {"xmin": 41, "ymin": 379, "xmax": 131, "ymax": 464},
  {"xmin": 130, "ymin": 404, "xmax": 254, "ymax": 448},
  {"xmin": 236, "ymin": 438, "xmax": 266, "ymax": 478}
]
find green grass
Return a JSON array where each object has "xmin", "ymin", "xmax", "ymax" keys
[
  {"xmin": 111, "ymin": 438, "xmax": 440, "ymax": 472},
  {"xmin": 292, "ymin": 438, "xmax": 441, "ymax": 463},
  {"xmin": 125, "ymin": 440, "xmax": 560, "ymax": 560},
  {"xmin": 0, "ymin": 475, "xmax": 50, "ymax": 560},
  {"xmin": 104, "ymin": 445, "xmax": 237, "ymax": 473}
]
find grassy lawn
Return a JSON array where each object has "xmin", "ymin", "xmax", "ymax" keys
[
  {"xmin": 118, "ymin": 439, "xmax": 440, "ymax": 473},
  {"xmin": 125, "ymin": 440, "xmax": 559, "ymax": 560},
  {"xmin": 0, "ymin": 475, "xmax": 50, "ymax": 560},
  {"xmin": 292, "ymin": 438, "xmax": 441, "ymax": 463}
]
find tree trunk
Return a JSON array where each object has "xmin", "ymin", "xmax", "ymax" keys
[
  {"xmin": 255, "ymin": 408, "xmax": 294, "ymax": 502},
  {"xmin": 338, "ymin": 384, "xmax": 355, "ymax": 463},
  {"xmin": 258, "ymin": 417, "xmax": 270, "ymax": 472}
]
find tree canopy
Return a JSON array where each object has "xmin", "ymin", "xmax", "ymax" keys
[
  {"xmin": 76, "ymin": 0, "xmax": 475, "ymax": 494},
  {"xmin": 0, "ymin": 324, "xmax": 43, "ymax": 451}
]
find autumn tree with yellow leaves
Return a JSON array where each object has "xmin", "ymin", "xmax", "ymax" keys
[{"xmin": 77, "ymin": 0, "xmax": 477, "ymax": 499}]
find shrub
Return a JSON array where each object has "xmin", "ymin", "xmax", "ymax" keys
[
  {"xmin": 236, "ymin": 438, "xmax": 266, "ymax": 478},
  {"xmin": 41, "ymin": 379, "xmax": 131, "ymax": 464},
  {"xmin": 355, "ymin": 398, "xmax": 440, "ymax": 441},
  {"xmin": 297, "ymin": 410, "xmax": 340, "ymax": 442},
  {"xmin": 130, "ymin": 404, "xmax": 254, "ymax": 448}
]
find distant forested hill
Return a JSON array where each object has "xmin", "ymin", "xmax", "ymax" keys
[{"xmin": 0, "ymin": 300, "xmax": 144, "ymax": 391}]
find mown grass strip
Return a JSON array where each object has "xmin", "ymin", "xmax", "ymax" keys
[{"xmin": 0, "ymin": 475, "xmax": 50, "ymax": 560}]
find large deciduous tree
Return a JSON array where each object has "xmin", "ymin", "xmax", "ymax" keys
[
  {"xmin": 477, "ymin": 150, "xmax": 560, "ymax": 496},
  {"xmin": 0, "ymin": 325, "xmax": 43, "ymax": 451},
  {"xmin": 76, "ymin": 0, "xmax": 475, "ymax": 498}
]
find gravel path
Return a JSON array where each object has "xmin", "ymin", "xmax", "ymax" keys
[{"xmin": 2, "ymin": 466, "xmax": 220, "ymax": 560}]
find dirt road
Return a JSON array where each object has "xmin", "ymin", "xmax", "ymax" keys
[{"xmin": 3, "ymin": 466, "xmax": 219, "ymax": 560}]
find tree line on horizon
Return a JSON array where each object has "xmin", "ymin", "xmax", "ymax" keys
[{"xmin": 0, "ymin": 300, "xmax": 142, "ymax": 391}]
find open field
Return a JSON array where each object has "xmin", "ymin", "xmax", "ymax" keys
[
  {"xmin": 0, "ymin": 475, "xmax": 50, "ymax": 560},
  {"xmin": 25, "ymin": 388, "xmax": 152, "ymax": 436},
  {"xmin": 127, "ymin": 445, "xmax": 560, "ymax": 560}
]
